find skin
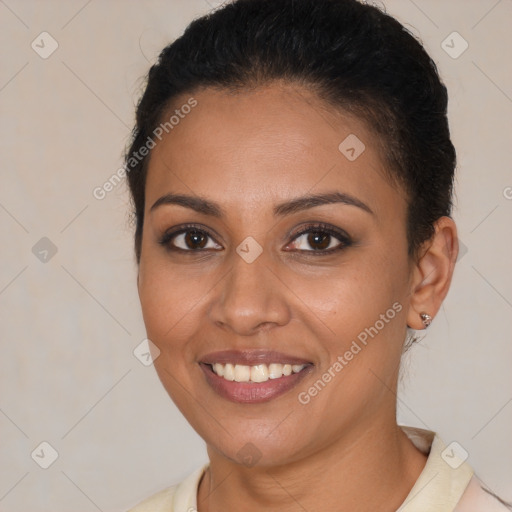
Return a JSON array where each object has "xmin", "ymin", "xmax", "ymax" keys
[{"xmin": 136, "ymin": 81, "xmax": 459, "ymax": 511}]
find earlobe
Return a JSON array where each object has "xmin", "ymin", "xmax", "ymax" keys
[{"xmin": 406, "ymin": 216, "xmax": 459, "ymax": 330}]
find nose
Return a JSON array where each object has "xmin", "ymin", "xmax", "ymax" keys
[{"xmin": 208, "ymin": 248, "xmax": 291, "ymax": 335}]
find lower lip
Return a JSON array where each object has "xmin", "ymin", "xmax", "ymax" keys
[{"xmin": 199, "ymin": 363, "xmax": 312, "ymax": 404}]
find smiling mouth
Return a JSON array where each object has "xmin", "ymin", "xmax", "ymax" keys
[
  {"xmin": 208, "ymin": 362, "xmax": 307, "ymax": 383},
  {"xmin": 199, "ymin": 351, "xmax": 313, "ymax": 403}
]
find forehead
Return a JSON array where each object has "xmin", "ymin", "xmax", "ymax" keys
[{"xmin": 144, "ymin": 83, "xmax": 402, "ymax": 218}]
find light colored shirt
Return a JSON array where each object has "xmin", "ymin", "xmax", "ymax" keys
[{"xmin": 127, "ymin": 425, "xmax": 510, "ymax": 511}]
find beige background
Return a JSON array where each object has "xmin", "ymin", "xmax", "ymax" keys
[{"xmin": 0, "ymin": 0, "xmax": 511, "ymax": 510}]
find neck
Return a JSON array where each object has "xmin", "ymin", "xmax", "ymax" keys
[{"xmin": 197, "ymin": 418, "xmax": 428, "ymax": 512}]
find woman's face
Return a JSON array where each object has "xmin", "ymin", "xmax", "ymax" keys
[{"xmin": 137, "ymin": 82, "xmax": 415, "ymax": 466}]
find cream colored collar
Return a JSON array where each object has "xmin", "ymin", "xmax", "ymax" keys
[{"xmin": 167, "ymin": 425, "xmax": 475, "ymax": 511}]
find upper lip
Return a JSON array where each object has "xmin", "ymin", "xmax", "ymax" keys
[{"xmin": 200, "ymin": 350, "xmax": 312, "ymax": 366}]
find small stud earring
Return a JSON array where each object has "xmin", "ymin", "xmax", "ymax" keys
[{"xmin": 420, "ymin": 312, "xmax": 432, "ymax": 329}]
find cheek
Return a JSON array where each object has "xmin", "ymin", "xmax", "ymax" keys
[
  {"xmin": 138, "ymin": 259, "xmax": 206, "ymax": 407},
  {"xmin": 138, "ymin": 256, "xmax": 198, "ymax": 350},
  {"xmin": 292, "ymin": 248, "xmax": 408, "ymax": 337},
  {"xmin": 298, "ymin": 250, "xmax": 409, "ymax": 392}
]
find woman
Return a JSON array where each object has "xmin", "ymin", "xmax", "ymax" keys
[{"xmin": 125, "ymin": 0, "xmax": 510, "ymax": 510}]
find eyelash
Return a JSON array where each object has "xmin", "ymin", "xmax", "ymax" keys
[{"xmin": 158, "ymin": 222, "xmax": 352, "ymax": 256}]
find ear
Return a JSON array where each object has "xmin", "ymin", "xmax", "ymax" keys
[{"xmin": 406, "ymin": 216, "xmax": 459, "ymax": 330}]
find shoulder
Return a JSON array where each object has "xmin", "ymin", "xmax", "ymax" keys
[
  {"xmin": 126, "ymin": 464, "xmax": 209, "ymax": 512},
  {"xmin": 398, "ymin": 425, "xmax": 511, "ymax": 512},
  {"xmin": 126, "ymin": 484, "xmax": 177, "ymax": 512},
  {"xmin": 454, "ymin": 476, "xmax": 512, "ymax": 512}
]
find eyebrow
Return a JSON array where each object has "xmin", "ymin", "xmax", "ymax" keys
[{"xmin": 149, "ymin": 191, "xmax": 374, "ymax": 217}]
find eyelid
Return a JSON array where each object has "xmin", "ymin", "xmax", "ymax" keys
[
  {"xmin": 158, "ymin": 223, "xmax": 222, "ymax": 251},
  {"xmin": 285, "ymin": 222, "xmax": 352, "ymax": 253},
  {"xmin": 289, "ymin": 222, "xmax": 350, "ymax": 242},
  {"xmin": 159, "ymin": 221, "xmax": 352, "ymax": 253}
]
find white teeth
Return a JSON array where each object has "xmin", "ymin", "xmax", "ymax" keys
[
  {"xmin": 250, "ymin": 364, "xmax": 269, "ymax": 383},
  {"xmin": 210, "ymin": 362, "xmax": 306, "ymax": 383},
  {"xmin": 213, "ymin": 363, "xmax": 224, "ymax": 377},
  {"xmin": 234, "ymin": 365, "xmax": 250, "ymax": 382},
  {"xmin": 223, "ymin": 363, "xmax": 235, "ymax": 381},
  {"xmin": 268, "ymin": 363, "xmax": 283, "ymax": 379}
]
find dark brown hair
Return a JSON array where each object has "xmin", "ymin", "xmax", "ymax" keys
[{"xmin": 125, "ymin": 0, "xmax": 456, "ymax": 265}]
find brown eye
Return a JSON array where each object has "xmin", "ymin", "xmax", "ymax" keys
[
  {"xmin": 287, "ymin": 223, "xmax": 352, "ymax": 254},
  {"xmin": 183, "ymin": 230, "xmax": 208, "ymax": 249},
  {"xmin": 307, "ymin": 232, "xmax": 333, "ymax": 250},
  {"xmin": 291, "ymin": 231, "xmax": 341, "ymax": 251},
  {"xmin": 159, "ymin": 226, "xmax": 222, "ymax": 252}
]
